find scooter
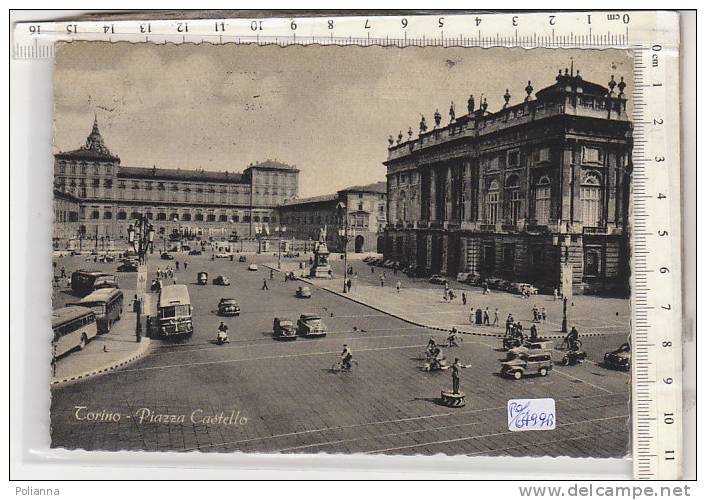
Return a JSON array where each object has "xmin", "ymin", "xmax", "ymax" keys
[{"xmin": 216, "ymin": 330, "xmax": 230, "ymax": 345}]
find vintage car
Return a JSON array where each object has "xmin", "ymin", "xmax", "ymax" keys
[
  {"xmin": 510, "ymin": 282, "xmax": 539, "ymax": 295},
  {"xmin": 603, "ymin": 342, "xmax": 631, "ymax": 371},
  {"xmin": 284, "ymin": 251, "xmax": 300, "ymax": 258},
  {"xmin": 215, "ymin": 252, "xmax": 231, "ymax": 259},
  {"xmin": 273, "ymin": 317, "xmax": 297, "ymax": 340},
  {"xmin": 188, "ymin": 249, "xmax": 202, "ymax": 256},
  {"xmin": 197, "ymin": 271, "xmax": 208, "ymax": 285},
  {"xmin": 238, "ymin": 255, "xmax": 247, "ymax": 262},
  {"xmin": 500, "ymin": 352, "xmax": 553, "ymax": 379},
  {"xmin": 248, "ymin": 263, "xmax": 258, "ymax": 271},
  {"xmin": 150, "ymin": 279, "xmax": 162, "ymax": 292},
  {"xmin": 295, "ymin": 286, "xmax": 312, "ymax": 298},
  {"xmin": 213, "ymin": 275, "xmax": 231, "ymax": 286},
  {"xmin": 117, "ymin": 259, "xmax": 139, "ymax": 272},
  {"xmin": 296, "ymin": 314, "xmax": 327, "ymax": 338},
  {"xmin": 506, "ymin": 339, "xmax": 553, "ymax": 360},
  {"xmin": 428, "ymin": 274, "xmax": 448, "ymax": 285},
  {"xmin": 456, "ymin": 272, "xmax": 471, "ymax": 283},
  {"xmin": 160, "ymin": 252, "xmax": 175, "ymax": 260},
  {"xmin": 217, "ymin": 298, "xmax": 240, "ymax": 317}
]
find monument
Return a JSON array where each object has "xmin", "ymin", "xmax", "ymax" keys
[{"xmin": 310, "ymin": 226, "xmax": 333, "ymax": 279}]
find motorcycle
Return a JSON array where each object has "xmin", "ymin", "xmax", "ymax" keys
[{"xmin": 216, "ymin": 330, "xmax": 230, "ymax": 345}]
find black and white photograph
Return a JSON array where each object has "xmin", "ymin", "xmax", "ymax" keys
[{"xmin": 48, "ymin": 41, "xmax": 636, "ymax": 458}]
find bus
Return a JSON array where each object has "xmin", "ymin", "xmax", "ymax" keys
[
  {"xmin": 70, "ymin": 270, "xmax": 118, "ymax": 296},
  {"xmin": 157, "ymin": 284, "xmax": 193, "ymax": 337},
  {"xmin": 68, "ymin": 288, "xmax": 124, "ymax": 334},
  {"xmin": 52, "ymin": 306, "xmax": 98, "ymax": 358}
]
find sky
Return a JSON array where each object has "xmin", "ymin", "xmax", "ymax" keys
[{"xmin": 54, "ymin": 43, "xmax": 632, "ymax": 197}]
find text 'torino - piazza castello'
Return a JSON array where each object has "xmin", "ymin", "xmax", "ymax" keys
[{"xmin": 383, "ymin": 68, "xmax": 632, "ymax": 295}]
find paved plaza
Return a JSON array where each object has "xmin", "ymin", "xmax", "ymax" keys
[{"xmin": 50, "ymin": 250, "xmax": 631, "ymax": 457}]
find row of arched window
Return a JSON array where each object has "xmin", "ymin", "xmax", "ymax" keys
[{"xmin": 86, "ymin": 210, "xmax": 275, "ymax": 224}]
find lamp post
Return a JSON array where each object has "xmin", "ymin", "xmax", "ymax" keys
[
  {"xmin": 255, "ymin": 224, "xmax": 262, "ymax": 253},
  {"xmin": 554, "ymin": 229, "xmax": 571, "ymax": 334},
  {"xmin": 128, "ymin": 214, "xmax": 155, "ymax": 265},
  {"xmin": 337, "ymin": 202, "xmax": 350, "ymax": 293},
  {"xmin": 173, "ymin": 215, "xmax": 182, "ymax": 252},
  {"xmin": 276, "ymin": 225, "xmax": 287, "ymax": 269}
]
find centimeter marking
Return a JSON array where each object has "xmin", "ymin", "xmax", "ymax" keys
[{"xmin": 12, "ymin": 11, "xmax": 682, "ymax": 479}]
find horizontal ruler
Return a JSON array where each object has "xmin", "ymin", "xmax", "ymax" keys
[{"xmin": 13, "ymin": 11, "xmax": 678, "ymax": 58}]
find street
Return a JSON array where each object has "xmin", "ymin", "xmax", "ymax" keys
[{"xmin": 50, "ymin": 251, "xmax": 630, "ymax": 457}]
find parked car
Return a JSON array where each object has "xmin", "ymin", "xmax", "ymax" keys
[
  {"xmin": 160, "ymin": 252, "xmax": 175, "ymax": 260},
  {"xmin": 117, "ymin": 260, "xmax": 139, "ymax": 272},
  {"xmin": 217, "ymin": 298, "xmax": 240, "ymax": 317},
  {"xmin": 248, "ymin": 264, "xmax": 258, "ymax": 271},
  {"xmin": 215, "ymin": 252, "xmax": 231, "ymax": 259},
  {"xmin": 500, "ymin": 352, "xmax": 553, "ymax": 379},
  {"xmin": 296, "ymin": 314, "xmax": 327, "ymax": 338},
  {"xmin": 295, "ymin": 286, "xmax": 312, "ymax": 298},
  {"xmin": 456, "ymin": 272, "xmax": 471, "ymax": 283},
  {"xmin": 213, "ymin": 275, "xmax": 231, "ymax": 286},
  {"xmin": 238, "ymin": 255, "xmax": 247, "ymax": 262},
  {"xmin": 273, "ymin": 317, "xmax": 297, "ymax": 340},
  {"xmin": 188, "ymin": 249, "xmax": 202, "ymax": 256},
  {"xmin": 429, "ymin": 274, "xmax": 448, "ymax": 285},
  {"xmin": 284, "ymin": 252, "xmax": 300, "ymax": 258},
  {"xmin": 362, "ymin": 256, "xmax": 375, "ymax": 263},
  {"xmin": 510, "ymin": 282, "xmax": 539, "ymax": 295},
  {"xmin": 603, "ymin": 342, "xmax": 631, "ymax": 371}
]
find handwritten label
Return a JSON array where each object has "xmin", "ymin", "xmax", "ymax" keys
[{"xmin": 507, "ymin": 398, "xmax": 556, "ymax": 432}]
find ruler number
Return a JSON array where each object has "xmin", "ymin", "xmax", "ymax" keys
[
  {"xmin": 103, "ymin": 24, "xmax": 114, "ymax": 35},
  {"xmin": 663, "ymin": 377, "xmax": 673, "ymax": 384},
  {"xmin": 66, "ymin": 24, "xmax": 77, "ymax": 34},
  {"xmin": 177, "ymin": 23, "xmax": 188, "ymax": 33},
  {"xmin": 655, "ymin": 156, "xmax": 665, "ymax": 162},
  {"xmin": 28, "ymin": 25, "xmax": 41, "ymax": 34},
  {"xmin": 662, "ymin": 341, "xmax": 672, "ymax": 347},
  {"xmin": 251, "ymin": 21, "xmax": 263, "ymax": 31},
  {"xmin": 661, "ymin": 304, "xmax": 672, "ymax": 311},
  {"xmin": 328, "ymin": 20, "xmax": 334, "ymax": 30},
  {"xmin": 658, "ymin": 230, "xmax": 668, "ymax": 236},
  {"xmin": 215, "ymin": 22, "xmax": 226, "ymax": 32},
  {"xmin": 664, "ymin": 412, "xmax": 675, "ymax": 424},
  {"xmin": 140, "ymin": 24, "xmax": 151, "ymax": 34},
  {"xmin": 657, "ymin": 192, "xmax": 667, "ymax": 199},
  {"xmin": 364, "ymin": 19, "xmax": 371, "ymax": 29},
  {"xmin": 654, "ymin": 118, "xmax": 663, "ymax": 125},
  {"xmin": 401, "ymin": 18, "xmax": 408, "ymax": 29},
  {"xmin": 438, "ymin": 17, "xmax": 445, "ymax": 28},
  {"xmin": 659, "ymin": 266, "xmax": 670, "ymax": 273},
  {"xmin": 665, "ymin": 450, "xmax": 676, "ymax": 461},
  {"xmin": 290, "ymin": 20, "xmax": 297, "ymax": 31},
  {"xmin": 512, "ymin": 16, "xmax": 519, "ymax": 27},
  {"xmin": 475, "ymin": 17, "xmax": 482, "ymax": 26},
  {"xmin": 549, "ymin": 15, "xmax": 556, "ymax": 26}
]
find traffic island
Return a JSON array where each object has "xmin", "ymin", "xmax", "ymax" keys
[{"xmin": 440, "ymin": 391, "xmax": 466, "ymax": 408}]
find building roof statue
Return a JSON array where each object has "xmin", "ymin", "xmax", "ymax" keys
[{"xmin": 433, "ymin": 109, "xmax": 442, "ymax": 128}]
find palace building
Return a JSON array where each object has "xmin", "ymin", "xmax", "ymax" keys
[
  {"xmin": 383, "ymin": 69, "xmax": 632, "ymax": 295},
  {"xmin": 53, "ymin": 117, "xmax": 299, "ymax": 247},
  {"xmin": 277, "ymin": 182, "xmax": 387, "ymax": 253}
]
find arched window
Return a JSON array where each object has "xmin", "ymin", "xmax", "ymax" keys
[
  {"xmin": 117, "ymin": 211, "xmax": 127, "ymax": 220},
  {"xmin": 219, "ymin": 214, "xmax": 228, "ymax": 222},
  {"xmin": 505, "ymin": 174, "xmax": 521, "ymax": 225},
  {"xmin": 195, "ymin": 213, "xmax": 204, "ymax": 222},
  {"xmin": 207, "ymin": 213, "xmax": 216, "ymax": 222},
  {"xmin": 90, "ymin": 210, "xmax": 100, "ymax": 220},
  {"xmin": 581, "ymin": 172, "xmax": 602, "ymax": 227},
  {"xmin": 130, "ymin": 211, "xmax": 141, "ymax": 220},
  {"xmin": 103, "ymin": 211, "xmax": 113, "ymax": 220},
  {"xmin": 534, "ymin": 176, "xmax": 551, "ymax": 225},
  {"xmin": 182, "ymin": 213, "xmax": 192, "ymax": 222},
  {"xmin": 157, "ymin": 213, "xmax": 167, "ymax": 221},
  {"xmin": 486, "ymin": 180, "xmax": 500, "ymax": 224}
]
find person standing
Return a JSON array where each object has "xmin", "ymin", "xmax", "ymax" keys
[
  {"xmin": 347, "ymin": 278, "xmax": 352, "ymax": 293},
  {"xmin": 493, "ymin": 308, "xmax": 500, "ymax": 327},
  {"xmin": 553, "ymin": 287, "xmax": 559, "ymax": 301},
  {"xmin": 262, "ymin": 278, "xmax": 269, "ymax": 290},
  {"xmin": 380, "ymin": 274, "xmax": 385, "ymax": 287},
  {"xmin": 483, "ymin": 307, "xmax": 490, "ymax": 326},
  {"xmin": 396, "ymin": 280, "xmax": 401, "ymax": 293},
  {"xmin": 505, "ymin": 314, "xmax": 514, "ymax": 336},
  {"xmin": 176, "ymin": 261, "xmax": 180, "ymax": 271},
  {"xmin": 541, "ymin": 307, "xmax": 547, "ymax": 322},
  {"xmin": 450, "ymin": 358, "xmax": 471, "ymax": 394},
  {"xmin": 184, "ymin": 261, "xmax": 188, "ymax": 270},
  {"xmin": 461, "ymin": 292, "xmax": 467, "ymax": 305}
]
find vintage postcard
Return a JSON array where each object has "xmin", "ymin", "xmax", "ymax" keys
[{"xmin": 50, "ymin": 42, "xmax": 634, "ymax": 457}]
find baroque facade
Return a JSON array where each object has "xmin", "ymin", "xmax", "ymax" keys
[
  {"xmin": 383, "ymin": 70, "xmax": 632, "ymax": 295},
  {"xmin": 53, "ymin": 117, "xmax": 299, "ymax": 246},
  {"xmin": 277, "ymin": 182, "xmax": 387, "ymax": 253}
]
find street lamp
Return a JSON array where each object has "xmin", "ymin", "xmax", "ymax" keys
[
  {"xmin": 276, "ymin": 225, "xmax": 287, "ymax": 269},
  {"xmin": 337, "ymin": 202, "xmax": 350, "ymax": 293},
  {"xmin": 254, "ymin": 224, "xmax": 262, "ymax": 253},
  {"xmin": 173, "ymin": 215, "xmax": 182, "ymax": 252},
  {"xmin": 553, "ymin": 228, "xmax": 572, "ymax": 334},
  {"xmin": 128, "ymin": 215, "xmax": 155, "ymax": 265}
]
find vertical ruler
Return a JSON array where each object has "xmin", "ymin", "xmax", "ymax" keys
[{"xmin": 630, "ymin": 23, "xmax": 682, "ymax": 480}]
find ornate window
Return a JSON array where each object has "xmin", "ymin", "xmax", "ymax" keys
[
  {"xmin": 507, "ymin": 150, "xmax": 520, "ymax": 167},
  {"xmin": 103, "ymin": 211, "xmax": 113, "ymax": 220},
  {"xmin": 534, "ymin": 176, "xmax": 551, "ymax": 225},
  {"xmin": 117, "ymin": 211, "xmax": 127, "ymax": 220},
  {"xmin": 584, "ymin": 248, "xmax": 602, "ymax": 277},
  {"xmin": 90, "ymin": 210, "xmax": 100, "ymax": 220},
  {"xmin": 581, "ymin": 172, "xmax": 602, "ymax": 226},
  {"xmin": 195, "ymin": 213, "xmax": 204, "ymax": 222},
  {"xmin": 182, "ymin": 213, "xmax": 192, "ymax": 222},
  {"xmin": 486, "ymin": 180, "xmax": 500, "ymax": 224},
  {"xmin": 582, "ymin": 146, "xmax": 603, "ymax": 164},
  {"xmin": 505, "ymin": 174, "xmax": 522, "ymax": 225},
  {"xmin": 157, "ymin": 213, "xmax": 167, "ymax": 221}
]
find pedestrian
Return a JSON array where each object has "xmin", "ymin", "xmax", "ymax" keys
[
  {"xmin": 176, "ymin": 261, "xmax": 180, "ymax": 271},
  {"xmin": 530, "ymin": 323, "xmax": 538, "ymax": 341},
  {"xmin": 371, "ymin": 266, "xmax": 375, "ymax": 274},
  {"xmin": 553, "ymin": 288, "xmax": 559, "ymax": 301},
  {"xmin": 505, "ymin": 314, "xmax": 514, "ymax": 336},
  {"xmin": 347, "ymin": 278, "xmax": 352, "ymax": 292},
  {"xmin": 396, "ymin": 281, "xmax": 401, "ymax": 293},
  {"xmin": 541, "ymin": 307, "xmax": 547, "ymax": 322},
  {"xmin": 173, "ymin": 277, "xmax": 177, "ymax": 285},
  {"xmin": 60, "ymin": 266, "xmax": 66, "ymax": 278},
  {"xmin": 532, "ymin": 305, "xmax": 539, "ymax": 322},
  {"xmin": 157, "ymin": 267, "xmax": 162, "ymax": 279},
  {"xmin": 462, "ymin": 292, "xmax": 467, "ymax": 305},
  {"xmin": 380, "ymin": 275, "xmax": 385, "ymax": 287},
  {"xmin": 262, "ymin": 278, "xmax": 269, "ymax": 290},
  {"xmin": 483, "ymin": 284, "xmax": 490, "ymax": 295},
  {"xmin": 184, "ymin": 261, "xmax": 188, "ymax": 270},
  {"xmin": 493, "ymin": 308, "xmax": 499, "ymax": 327},
  {"xmin": 483, "ymin": 307, "xmax": 490, "ymax": 325}
]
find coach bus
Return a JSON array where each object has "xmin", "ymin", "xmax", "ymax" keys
[
  {"xmin": 52, "ymin": 306, "xmax": 98, "ymax": 358},
  {"xmin": 70, "ymin": 270, "xmax": 118, "ymax": 296},
  {"xmin": 157, "ymin": 284, "xmax": 193, "ymax": 337},
  {"xmin": 68, "ymin": 288, "xmax": 124, "ymax": 334}
]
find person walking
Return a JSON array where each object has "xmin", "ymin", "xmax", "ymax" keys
[
  {"xmin": 60, "ymin": 266, "xmax": 66, "ymax": 278},
  {"xmin": 461, "ymin": 292, "xmax": 467, "ymax": 306},
  {"xmin": 541, "ymin": 307, "xmax": 547, "ymax": 322},
  {"xmin": 262, "ymin": 278, "xmax": 269, "ymax": 290},
  {"xmin": 553, "ymin": 287, "xmax": 559, "ymax": 301},
  {"xmin": 347, "ymin": 278, "xmax": 352, "ymax": 293},
  {"xmin": 396, "ymin": 280, "xmax": 401, "ymax": 293},
  {"xmin": 483, "ymin": 307, "xmax": 490, "ymax": 326},
  {"xmin": 380, "ymin": 274, "xmax": 385, "ymax": 287},
  {"xmin": 505, "ymin": 314, "xmax": 514, "ymax": 336},
  {"xmin": 184, "ymin": 261, "xmax": 188, "ymax": 270},
  {"xmin": 176, "ymin": 261, "xmax": 180, "ymax": 271},
  {"xmin": 493, "ymin": 308, "xmax": 499, "ymax": 327}
]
